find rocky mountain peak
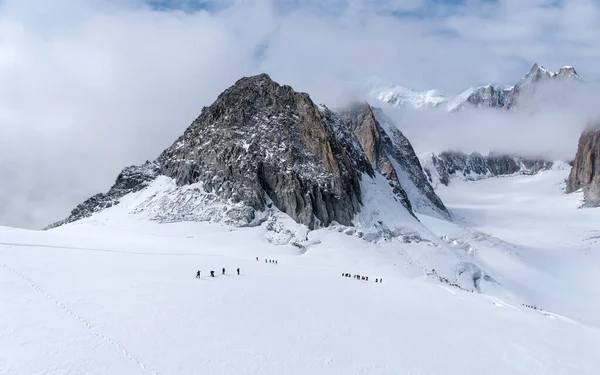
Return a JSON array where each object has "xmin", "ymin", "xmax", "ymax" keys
[
  {"xmin": 49, "ymin": 74, "xmax": 448, "ymax": 231},
  {"xmin": 516, "ymin": 63, "xmax": 555, "ymax": 90},
  {"xmin": 338, "ymin": 103, "xmax": 449, "ymax": 218},
  {"xmin": 557, "ymin": 66, "xmax": 581, "ymax": 80},
  {"xmin": 156, "ymin": 73, "xmax": 373, "ymax": 229},
  {"xmin": 372, "ymin": 63, "xmax": 582, "ymax": 112}
]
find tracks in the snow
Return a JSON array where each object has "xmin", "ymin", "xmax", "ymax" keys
[
  {"xmin": 0, "ymin": 241, "xmax": 212, "ymax": 257},
  {"xmin": 0, "ymin": 263, "xmax": 162, "ymax": 375}
]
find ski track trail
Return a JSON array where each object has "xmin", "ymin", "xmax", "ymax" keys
[
  {"xmin": 0, "ymin": 263, "xmax": 162, "ymax": 375},
  {"xmin": 0, "ymin": 241, "xmax": 215, "ymax": 257}
]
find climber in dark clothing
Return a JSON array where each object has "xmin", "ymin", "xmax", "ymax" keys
[
  {"xmin": 237, "ymin": 268, "xmax": 240, "ymax": 275},
  {"xmin": 222, "ymin": 268, "xmax": 226, "ymax": 275},
  {"xmin": 210, "ymin": 270, "xmax": 215, "ymax": 277},
  {"xmin": 196, "ymin": 270, "xmax": 200, "ymax": 279}
]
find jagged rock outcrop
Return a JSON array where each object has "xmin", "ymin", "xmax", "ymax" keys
[
  {"xmin": 50, "ymin": 74, "xmax": 447, "ymax": 230},
  {"xmin": 47, "ymin": 162, "xmax": 159, "ymax": 229},
  {"xmin": 154, "ymin": 74, "xmax": 377, "ymax": 229},
  {"xmin": 338, "ymin": 104, "xmax": 449, "ymax": 218},
  {"xmin": 421, "ymin": 151, "xmax": 555, "ymax": 186},
  {"xmin": 566, "ymin": 126, "xmax": 600, "ymax": 206},
  {"xmin": 465, "ymin": 85, "xmax": 510, "ymax": 109},
  {"xmin": 453, "ymin": 63, "xmax": 582, "ymax": 112}
]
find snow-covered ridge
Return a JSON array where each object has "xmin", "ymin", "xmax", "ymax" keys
[
  {"xmin": 419, "ymin": 151, "xmax": 563, "ymax": 187},
  {"xmin": 368, "ymin": 83, "xmax": 447, "ymax": 109},
  {"xmin": 369, "ymin": 63, "xmax": 582, "ymax": 112}
]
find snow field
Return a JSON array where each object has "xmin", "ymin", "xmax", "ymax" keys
[{"xmin": 1, "ymin": 165, "xmax": 600, "ymax": 374}]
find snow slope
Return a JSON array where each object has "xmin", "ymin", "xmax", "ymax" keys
[
  {"xmin": 420, "ymin": 167, "xmax": 600, "ymax": 327},
  {"xmin": 1, "ymin": 167, "xmax": 600, "ymax": 374}
]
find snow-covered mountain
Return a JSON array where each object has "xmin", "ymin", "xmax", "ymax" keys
[
  {"xmin": 49, "ymin": 74, "xmax": 448, "ymax": 234},
  {"xmin": 369, "ymin": 63, "xmax": 582, "ymax": 112},
  {"xmin": 367, "ymin": 78, "xmax": 447, "ymax": 109},
  {"xmin": 4, "ymin": 73, "xmax": 600, "ymax": 375}
]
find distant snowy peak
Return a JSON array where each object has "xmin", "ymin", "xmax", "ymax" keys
[
  {"xmin": 449, "ymin": 84, "xmax": 516, "ymax": 112},
  {"xmin": 367, "ymin": 78, "xmax": 448, "ymax": 109},
  {"xmin": 517, "ymin": 63, "xmax": 555, "ymax": 88},
  {"xmin": 557, "ymin": 65, "xmax": 580, "ymax": 80},
  {"xmin": 370, "ymin": 63, "xmax": 582, "ymax": 112}
]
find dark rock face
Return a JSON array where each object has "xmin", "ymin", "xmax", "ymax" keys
[
  {"xmin": 566, "ymin": 127, "xmax": 600, "ymax": 206},
  {"xmin": 47, "ymin": 162, "xmax": 159, "ymax": 229},
  {"xmin": 50, "ymin": 74, "xmax": 449, "ymax": 230},
  {"xmin": 338, "ymin": 104, "xmax": 449, "ymax": 218},
  {"xmin": 423, "ymin": 151, "xmax": 555, "ymax": 186},
  {"xmin": 338, "ymin": 104, "xmax": 411, "ymax": 213},
  {"xmin": 465, "ymin": 85, "xmax": 511, "ymax": 109},
  {"xmin": 52, "ymin": 74, "xmax": 446, "ymax": 230},
  {"xmin": 454, "ymin": 63, "xmax": 582, "ymax": 112},
  {"xmin": 155, "ymin": 74, "xmax": 374, "ymax": 229}
]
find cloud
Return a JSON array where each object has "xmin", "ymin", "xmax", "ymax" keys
[{"xmin": 1, "ymin": 0, "xmax": 600, "ymax": 228}]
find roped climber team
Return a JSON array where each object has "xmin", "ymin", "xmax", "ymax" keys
[
  {"xmin": 341, "ymin": 273, "xmax": 382, "ymax": 283},
  {"xmin": 196, "ymin": 258, "xmax": 382, "ymax": 284}
]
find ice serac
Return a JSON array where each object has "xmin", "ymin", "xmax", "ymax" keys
[
  {"xmin": 50, "ymin": 74, "xmax": 433, "ymax": 230},
  {"xmin": 421, "ymin": 151, "xmax": 555, "ymax": 186},
  {"xmin": 566, "ymin": 126, "xmax": 600, "ymax": 206},
  {"xmin": 338, "ymin": 103, "xmax": 449, "ymax": 219}
]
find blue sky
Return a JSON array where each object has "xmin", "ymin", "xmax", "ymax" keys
[
  {"xmin": 147, "ymin": 0, "xmax": 233, "ymax": 12},
  {"xmin": 147, "ymin": 0, "xmax": 469, "ymax": 17}
]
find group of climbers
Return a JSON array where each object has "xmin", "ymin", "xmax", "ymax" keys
[
  {"xmin": 195, "ymin": 258, "xmax": 385, "ymax": 284},
  {"xmin": 196, "ymin": 267, "xmax": 240, "ymax": 279},
  {"xmin": 341, "ymin": 273, "xmax": 382, "ymax": 283},
  {"xmin": 257, "ymin": 257, "xmax": 278, "ymax": 265}
]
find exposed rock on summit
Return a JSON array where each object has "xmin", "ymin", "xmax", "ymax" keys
[
  {"xmin": 49, "ymin": 74, "xmax": 447, "ymax": 230},
  {"xmin": 339, "ymin": 104, "xmax": 448, "ymax": 218},
  {"xmin": 455, "ymin": 63, "xmax": 582, "ymax": 112},
  {"xmin": 421, "ymin": 151, "xmax": 555, "ymax": 186},
  {"xmin": 47, "ymin": 163, "xmax": 159, "ymax": 229},
  {"xmin": 566, "ymin": 126, "xmax": 600, "ymax": 206},
  {"xmin": 155, "ymin": 74, "xmax": 372, "ymax": 229},
  {"xmin": 370, "ymin": 63, "xmax": 582, "ymax": 112}
]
